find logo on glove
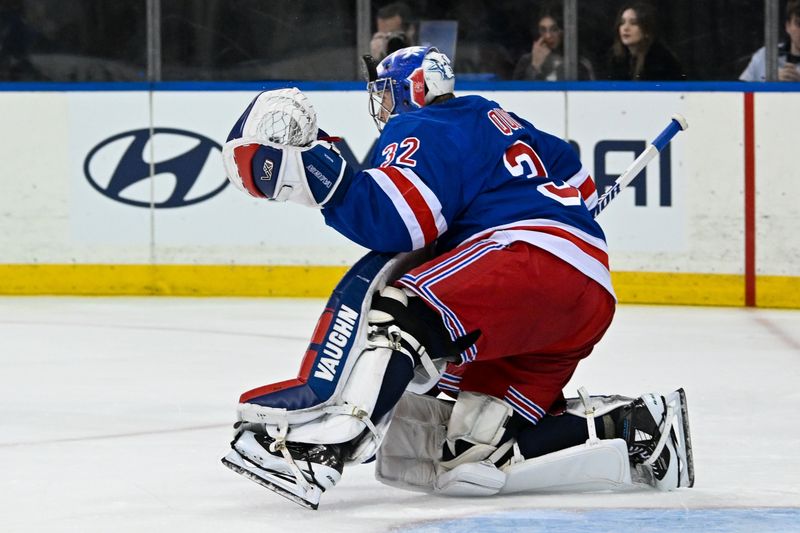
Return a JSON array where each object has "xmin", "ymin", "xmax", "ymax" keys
[
  {"xmin": 84, "ymin": 128, "xmax": 226, "ymax": 208},
  {"xmin": 261, "ymin": 159, "xmax": 274, "ymax": 181}
]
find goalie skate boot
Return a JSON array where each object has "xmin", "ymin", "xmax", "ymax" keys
[
  {"xmin": 613, "ymin": 389, "xmax": 694, "ymax": 490},
  {"xmin": 222, "ymin": 430, "xmax": 344, "ymax": 510}
]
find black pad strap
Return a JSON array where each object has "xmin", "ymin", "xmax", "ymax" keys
[{"xmin": 371, "ymin": 292, "xmax": 480, "ymax": 361}]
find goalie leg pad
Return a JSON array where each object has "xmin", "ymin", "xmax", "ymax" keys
[
  {"xmin": 374, "ymin": 392, "xmax": 453, "ymax": 493},
  {"xmin": 435, "ymin": 439, "xmax": 636, "ymax": 496},
  {"xmin": 374, "ymin": 391, "xmax": 512, "ymax": 497},
  {"xmin": 499, "ymin": 438, "xmax": 633, "ymax": 494},
  {"xmin": 434, "ymin": 462, "xmax": 506, "ymax": 496},
  {"xmin": 236, "ymin": 251, "xmax": 433, "ymax": 464},
  {"xmin": 565, "ymin": 388, "xmax": 695, "ymax": 491},
  {"xmin": 374, "ymin": 392, "xmax": 638, "ymax": 497}
]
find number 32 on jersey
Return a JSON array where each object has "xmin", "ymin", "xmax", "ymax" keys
[
  {"xmin": 504, "ymin": 140, "xmax": 582, "ymax": 207},
  {"xmin": 380, "ymin": 137, "xmax": 420, "ymax": 167}
]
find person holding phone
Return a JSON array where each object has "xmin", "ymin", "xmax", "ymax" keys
[{"xmin": 740, "ymin": 0, "xmax": 800, "ymax": 82}]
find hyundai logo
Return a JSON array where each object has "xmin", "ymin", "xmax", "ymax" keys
[{"xmin": 83, "ymin": 128, "xmax": 227, "ymax": 208}]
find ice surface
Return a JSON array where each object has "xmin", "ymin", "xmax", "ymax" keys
[{"xmin": 1, "ymin": 298, "xmax": 798, "ymax": 532}]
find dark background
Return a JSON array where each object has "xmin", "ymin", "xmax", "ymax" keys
[{"xmin": 0, "ymin": 0, "xmax": 782, "ymax": 81}]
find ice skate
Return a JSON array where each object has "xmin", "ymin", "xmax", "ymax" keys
[
  {"xmin": 617, "ymin": 388, "xmax": 695, "ymax": 490},
  {"xmin": 221, "ymin": 430, "xmax": 344, "ymax": 510}
]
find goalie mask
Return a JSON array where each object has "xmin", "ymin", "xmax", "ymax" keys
[{"xmin": 364, "ymin": 46, "xmax": 455, "ymax": 130}]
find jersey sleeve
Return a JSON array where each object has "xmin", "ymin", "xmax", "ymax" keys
[
  {"xmin": 321, "ymin": 122, "xmax": 457, "ymax": 252},
  {"xmin": 565, "ymin": 164, "xmax": 598, "ymax": 211},
  {"xmin": 322, "ymin": 165, "xmax": 449, "ymax": 251},
  {"xmin": 513, "ymin": 112, "xmax": 598, "ymax": 211}
]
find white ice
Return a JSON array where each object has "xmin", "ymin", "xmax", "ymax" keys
[{"xmin": 1, "ymin": 297, "xmax": 799, "ymax": 532}]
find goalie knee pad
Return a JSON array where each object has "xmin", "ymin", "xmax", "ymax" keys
[{"xmin": 440, "ymin": 391, "xmax": 513, "ymax": 470}]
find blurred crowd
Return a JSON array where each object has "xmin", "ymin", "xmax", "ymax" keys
[{"xmin": 1, "ymin": 0, "xmax": 798, "ymax": 83}]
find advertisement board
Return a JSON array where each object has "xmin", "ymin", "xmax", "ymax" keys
[{"xmin": 0, "ymin": 87, "xmax": 797, "ymax": 306}]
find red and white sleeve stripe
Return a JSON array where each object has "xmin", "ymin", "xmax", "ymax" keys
[
  {"xmin": 365, "ymin": 166, "xmax": 448, "ymax": 249},
  {"xmin": 566, "ymin": 165, "xmax": 598, "ymax": 210}
]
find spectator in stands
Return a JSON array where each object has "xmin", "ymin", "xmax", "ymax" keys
[
  {"xmin": 370, "ymin": 2, "xmax": 414, "ymax": 61},
  {"xmin": 0, "ymin": 1, "xmax": 45, "ymax": 81},
  {"xmin": 740, "ymin": 0, "xmax": 800, "ymax": 82},
  {"xmin": 605, "ymin": 2, "xmax": 684, "ymax": 81},
  {"xmin": 512, "ymin": 8, "xmax": 594, "ymax": 80}
]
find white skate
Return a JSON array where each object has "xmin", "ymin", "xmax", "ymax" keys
[
  {"xmin": 221, "ymin": 430, "xmax": 344, "ymax": 510},
  {"xmin": 623, "ymin": 388, "xmax": 695, "ymax": 490}
]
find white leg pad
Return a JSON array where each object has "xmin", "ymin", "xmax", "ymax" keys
[
  {"xmin": 375, "ymin": 392, "xmax": 637, "ymax": 496},
  {"xmin": 275, "ymin": 345, "xmax": 394, "ymax": 445},
  {"xmin": 434, "ymin": 461, "xmax": 506, "ymax": 496},
  {"xmin": 374, "ymin": 391, "xmax": 510, "ymax": 497},
  {"xmin": 499, "ymin": 438, "xmax": 634, "ymax": 494},
  {"xmin": 374, "ymin": 392, "xmax": 453, "ymax": 492}
]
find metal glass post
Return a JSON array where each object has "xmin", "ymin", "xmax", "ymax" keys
[
  {"xmin": 563, "ymin": 0, "xmax": 578, "ymax": 80},
  {"xmin": 146, "ymin": 0, "xmax": 161, "ymax": 262},
  {"xmin": 146, "ymin": 0, "xmax": 162, "ymax": 82},
  {"xmin": 357, "ymin": 0, "xmax": 371, "ymax": 64},
  {"xmin": 765, "ymin": 0, "xmax": 779, "ymax": 81}
]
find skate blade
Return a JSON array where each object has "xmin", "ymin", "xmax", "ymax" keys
[
  {"xmin": 676, "ymin": 388, "xmax": 695, "ymax": 488},
  {"xmin": 222, "ymin": 449, "xmax": 322, "ymax": 510}
]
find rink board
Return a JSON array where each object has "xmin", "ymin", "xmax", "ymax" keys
[{"xmin": 0, "ymin": 84, "xmax": 797, "ymax": 307}]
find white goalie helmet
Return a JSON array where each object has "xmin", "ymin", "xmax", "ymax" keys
[
  {"xmin": 363, "ymin": 46, "xmax": 456, "ymax": 129},
  {"xmin": 421, "ymin": 49, "xmax": 456, "ymax": 102}
]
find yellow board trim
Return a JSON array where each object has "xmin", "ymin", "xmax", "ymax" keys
[
  {"xmin": 756, "ymin": 275, "xmax": 800, "ymax": 309},
  {"xmin": 610, "ymin": 272, "xmax": 745, "ymax": 306},
  {"xmin": 0, "ymin": 264, "xmax": 798, "ymax": 308},
  {"xmin": 0, "ymin": 264, "xmax": 349, "ymax": 297}
]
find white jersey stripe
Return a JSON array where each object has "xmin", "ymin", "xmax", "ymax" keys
[
  {"xmin": 402, "ymin": 240, "xmax": 488, "ymax": 284},
  {"xmin": 493, "ymin": 229, "xmax": 615, "ymax": 299},
  {"xmin": 396, "ymin": 167, "xmax": 448, "ymax": 237},
  {"xmin": 365, "ymin": 167, "xmax": 447, "ymax": 249},
  {"xmin": 458, "ymin": 218, "xmax": 615, "ymax": 299},
  {"xmin": 366, "ymin": 168, "xmax": 426, "ymax": 248},
  {"xmin": 566, "ymin": 165, "xmax": 598, "ymax": 210},
  {"xmin": 566, "ymin": 165, "xmax": 590, "ymax": 187},
  {"xmin": 462, "ymin": 218, "xmax": 609, "ymax": 252}
]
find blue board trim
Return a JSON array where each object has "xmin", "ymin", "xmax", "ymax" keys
[{"xmin": 1, "ymin": 80, "xmax": 799, "ymax": 93}]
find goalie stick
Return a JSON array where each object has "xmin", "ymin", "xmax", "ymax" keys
[{"xmin": 591, "ymin": 114, "xmax": 688, "ymax": 218}]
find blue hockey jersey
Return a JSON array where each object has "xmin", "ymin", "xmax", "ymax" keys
[{"xmin": 323, "ymin": 95, "xmax": 613, "ymax": 297}]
